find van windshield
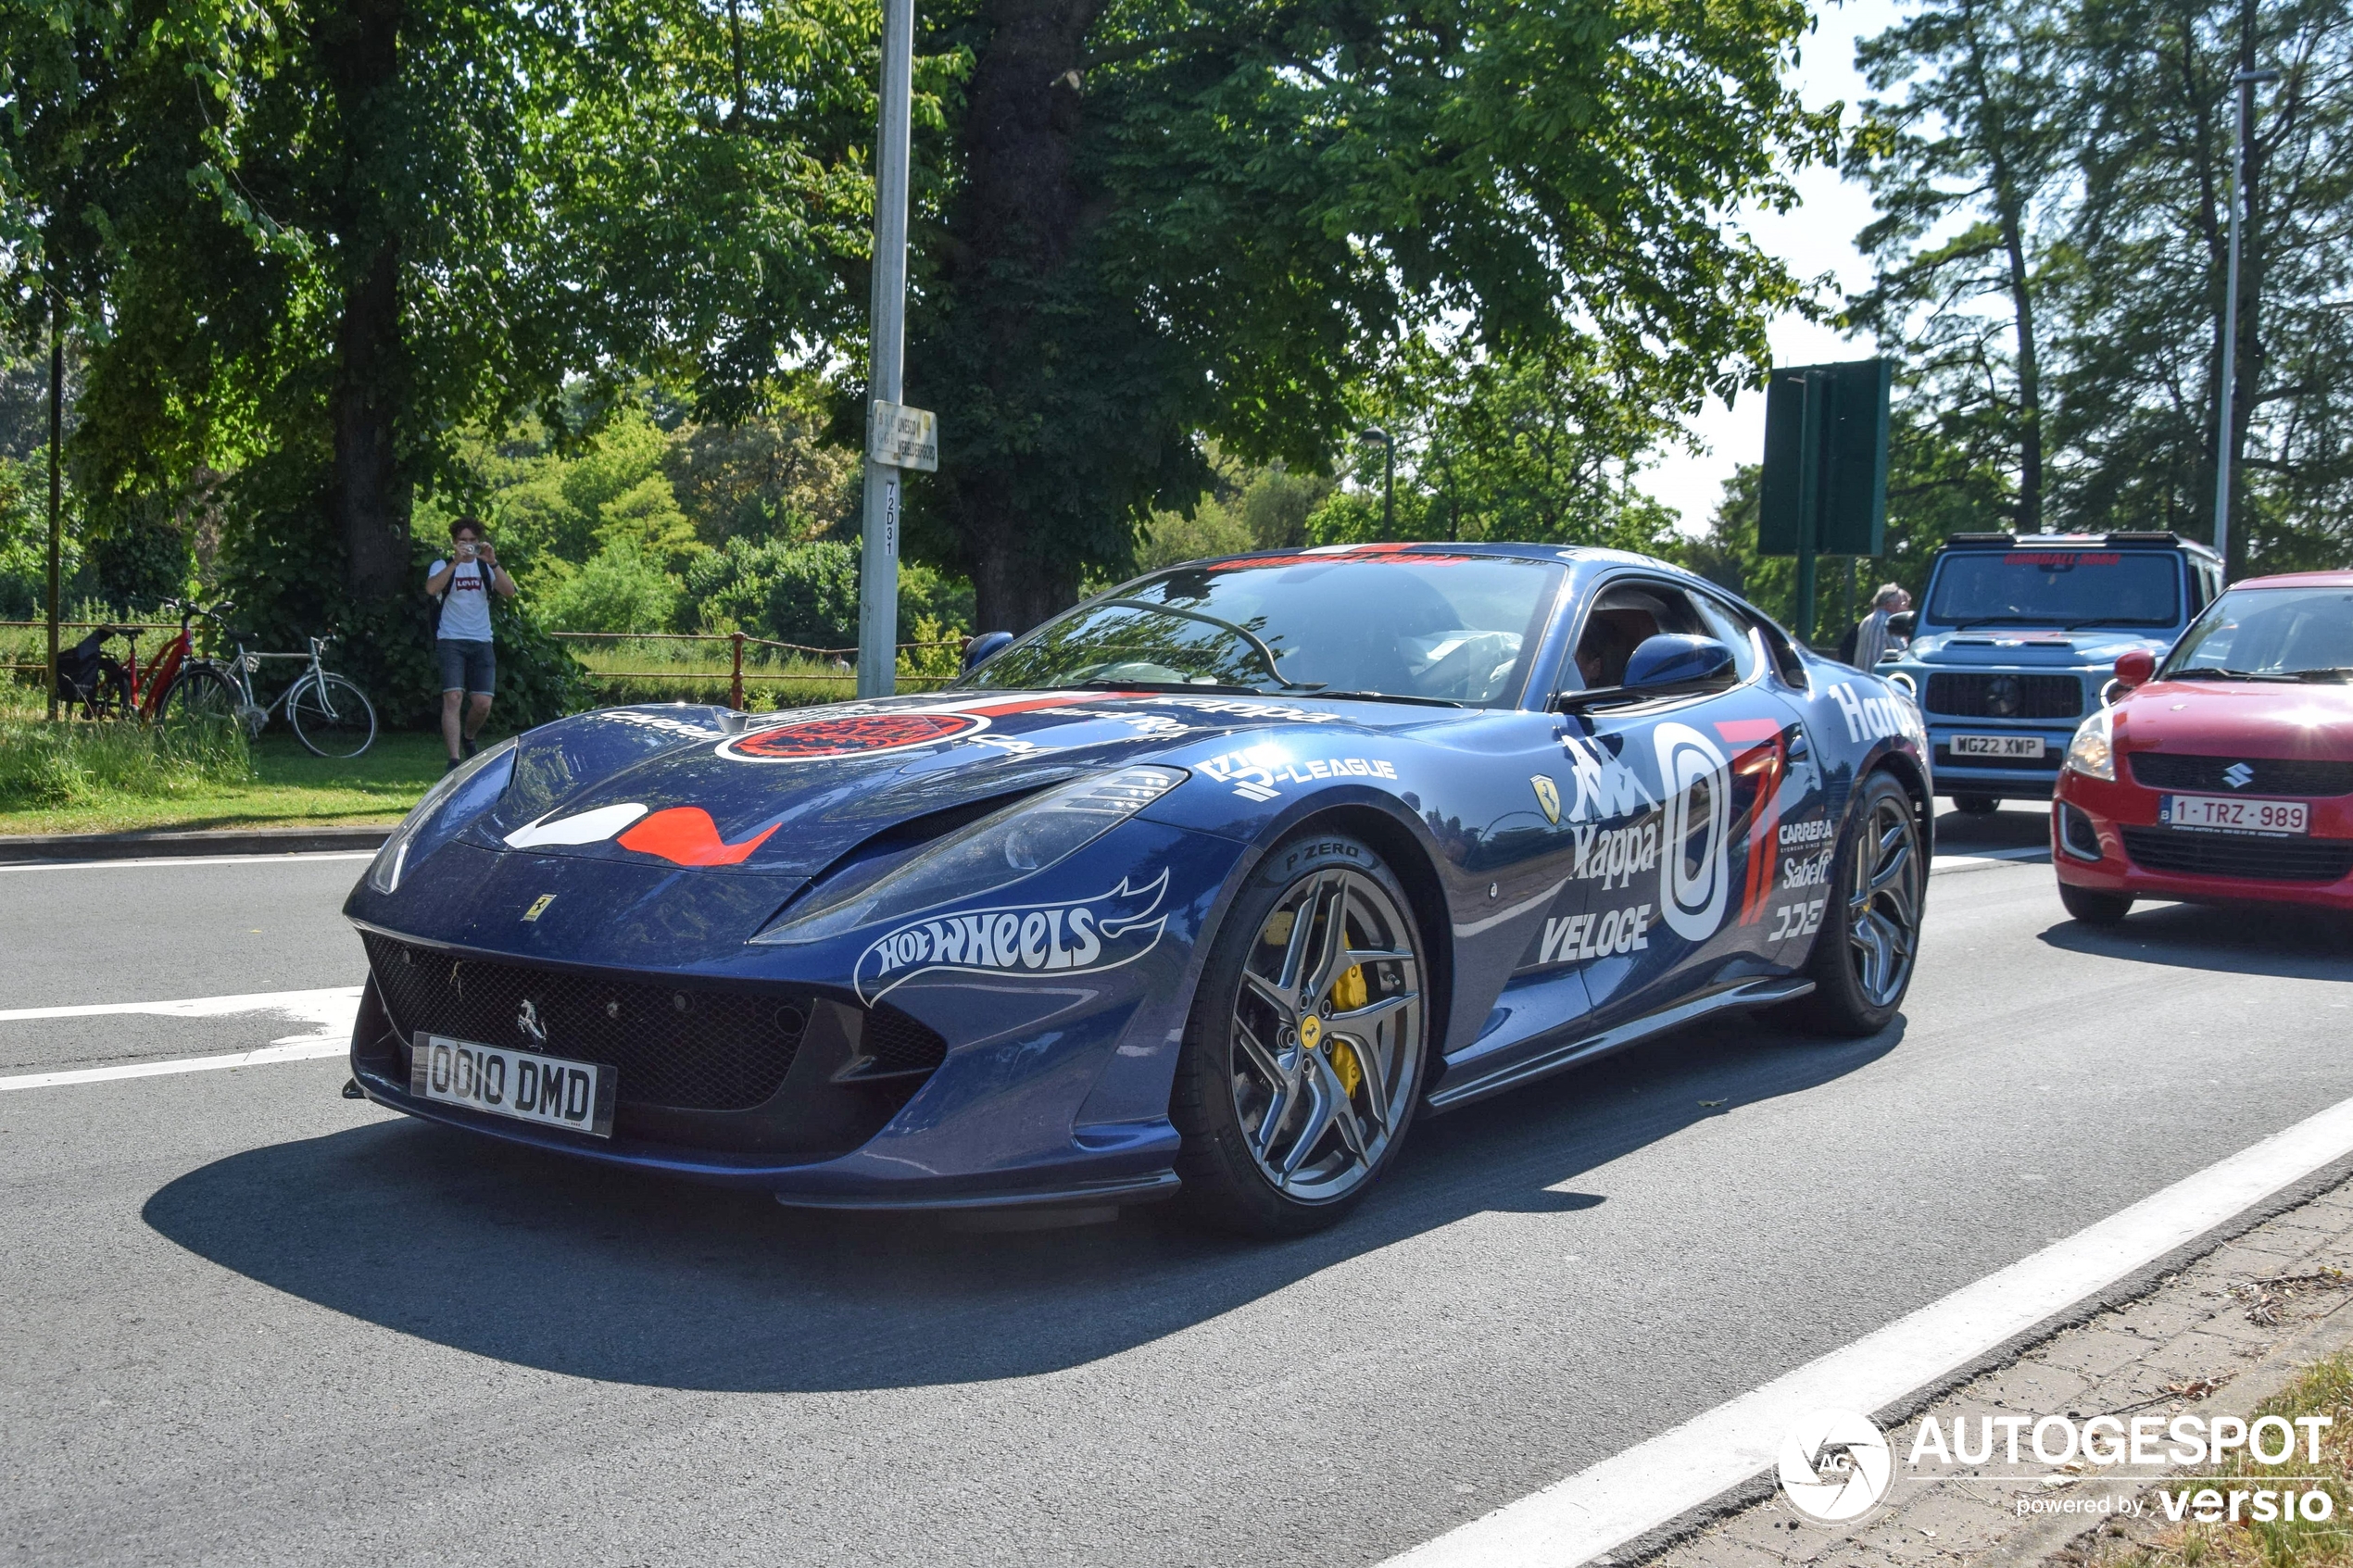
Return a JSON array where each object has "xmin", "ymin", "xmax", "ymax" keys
[{"xmin": 1924, "ymin": 549, "xmax": 2180, "ymax": 629}]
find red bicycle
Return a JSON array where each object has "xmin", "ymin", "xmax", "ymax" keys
[{"xmin": 54, "ymin": 598, "xmax": 212, "ymax": 721}]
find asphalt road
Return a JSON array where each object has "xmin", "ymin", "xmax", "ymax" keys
[{"xmin": 6, "ymin": 810, "xmax": 2351, "ymax": 1568}]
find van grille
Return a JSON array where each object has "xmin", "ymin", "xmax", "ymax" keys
[{"xmin": 1925, "ymin": 672, "xmax": 2083, "ymax": 720}]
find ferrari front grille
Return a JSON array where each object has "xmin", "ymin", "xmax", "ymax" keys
[
  {"xmin": 2128, "ymin": 753, "xmax": 2353, "ymax": 797},
  {"xmin": 361, "ymin": 933, "xmax": 818, "ymax": 1111},
  {"xmin": 2119, "ymin": 828, "xmax": 2353, "ymax": 884},
  {"xmin": 1925, "ymin": 671, "xmax": 2084, "ymax": 720}
]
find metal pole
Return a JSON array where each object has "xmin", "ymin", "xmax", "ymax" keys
[
  {"xmin": 1794, "ymin": 371, "xmax": 1822, "ymax": 647},
  {"xmin": 856, "ymin": 0, "xmax": 915, "ymax": 698},
  {"xmin": 44, "ymin": 291, "xmax": 61, "ymax": 721},
  {"xmin": 730, "ymin": 630, "xmax": 744, "ymax": 711},
  {"xmin": 1359, "ymin": 428, "xmax": 1393, "ymax": 537},
  {"xmin": 2212, "ymin": 68, "xmax": 2277, "ymax": 583}
]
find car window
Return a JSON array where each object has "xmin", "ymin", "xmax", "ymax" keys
[
  {"xmin": 1923, "ymin": 548, "xmax": 2180, "ymax": 628},
  {"xmin": 2163, "ymin": 585, "xmax": 2353, "ymax": 679},
  {"xmin": 962, "ymin": 553, "xmax": 1565, "ymax": 707},
  {"xmin": 1559, "ymin": 577, "xmax": 1751, "ymax": 693}
]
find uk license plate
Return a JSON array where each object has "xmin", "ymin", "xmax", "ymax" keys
[
  {"xmin": 2160, "ymin": 794, "xmax": 2309, "ymax": 835},
  {"xmin": 1951, "ymin": 734, "xmax": 2045, "ymax": 759},
  {"xmin": 410, "ymin": 1034, "xmax": 615, "ymax": 1137}
]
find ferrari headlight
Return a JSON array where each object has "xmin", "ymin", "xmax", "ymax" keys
[
  {"xmin": 2063, "ymin": 708, "xmax": 2115, "ymax": 782},
  {"xmin": 368, "ymin": 736, "xmax": 518, "ymax": 893},
  {"xmin": 755, "ymin": 766, "xmax": 1184, "ymax": 943}
]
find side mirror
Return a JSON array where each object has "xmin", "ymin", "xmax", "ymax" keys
[
  {"xmin": 1625, "ymin": 633, "xmax": 1736, "ymax": 691},
  {"xmin": 961, "ymin": 631, "xmax": 1013, "ymax": 674},
  {"xmin": 1559, "ymin": 634, "xmax": 1737, "ymax": 711},
  {"xmin": 2113, "ymin": 648, "xmax": 2156, "ymax": 692}
]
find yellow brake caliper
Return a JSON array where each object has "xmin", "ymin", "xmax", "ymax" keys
[{"xmin": 1325, "ymin": 964, "xmax": 1367, "ymax": 1097}]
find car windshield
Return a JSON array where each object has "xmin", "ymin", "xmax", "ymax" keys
[
  {"xmin": 1924, "ymin": 548, "xmax": 2181, "ymax": 628},
  {"xmin": 2162, "ymin": 585, "xmax": 2353, "ymax": 680},
  {"xmin": 959, "ymin": 553, "xmax": 1564, "ymax": 706}
]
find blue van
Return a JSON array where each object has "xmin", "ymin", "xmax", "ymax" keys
[{"xmin": 1880, "ymin": 532, "xmax": 2223, "ymax": 812}]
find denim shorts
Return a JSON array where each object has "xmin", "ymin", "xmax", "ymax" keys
[{"xmin": 436, "ymin": 639, "xmax": 496, "ymax": 696}]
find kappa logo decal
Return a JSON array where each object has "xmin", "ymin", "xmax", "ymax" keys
[
  {"xmin": 721, "ymin": 710, "xmax": 990, "ymax": 761},
  {"xmin": 853, "ymin": 872, "xmax": 1171, "ymax": 1003},
  {"xmin": 1558, "ymin": 734, "xmax": 1660, "ymax": 823}
]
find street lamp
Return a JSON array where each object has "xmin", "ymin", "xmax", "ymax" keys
[
  {"xmin": 2213, "ymin": 66, "xmax": 2280, "ymax": 583},
  {"xmin": 855, "ymin": 0, "xmax": 916, "ymax": 698},
  {"xmin": 1358, "ymin": 427, "xmax": 1395, "ymax": 538}
]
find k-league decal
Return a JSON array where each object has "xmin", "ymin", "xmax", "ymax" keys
[{"xmin": 854, "ymin": 872, "xmax": 1171, "ymax": 1003}]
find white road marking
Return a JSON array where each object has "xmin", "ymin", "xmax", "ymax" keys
[
  {"xmin": 1931, "ymin": 845, "xmax": 2050, "ymax": 873},
  {"xmin": 0, "ymin": 850, "xmax": 377, "ymax": 872},
  {"xmin": 2, "ymin": 1039, "xmax": 350, "ymax": 1092},
  {"xmin": 0, "ymin": 986, "xmax": 361, "ymax": 1023},
  {"xmin": 0, "ymin": 987, "xmax": 361, "ymax": 1092},
  {"xmin": 1382, "ymin": 1091, "xmax": 2353, "ymax": 1568}
]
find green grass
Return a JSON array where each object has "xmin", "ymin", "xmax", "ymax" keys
[
  {"xmin": 2085, "ymin": 1350, "xmax": 2353, "ymax": 1567},
  {"xmin": 0, "ymin": 679, "xmax": 460, "ymax": 836}
]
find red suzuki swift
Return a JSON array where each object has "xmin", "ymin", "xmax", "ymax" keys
[{"xmin": 2053, "ymin": 571, "xmax": 2353, "ymax": 923}]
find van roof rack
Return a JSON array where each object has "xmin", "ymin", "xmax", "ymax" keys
[
  {"xmin": 2104, "ymin": 531, "xmax": 2183, "ymax": 545},
  {"xmin": 1942, "ymin": 533, "xmax": 2017, "ymax": 546}
]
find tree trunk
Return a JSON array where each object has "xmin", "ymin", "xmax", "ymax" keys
[
  {"xmin": 333, "ymin": 235, "xmax": 409, "ymax": 600},
  {"xmin": 316, "ymin": 0, "xmax": 411, "ymax": 603},
  {"xmin": 1998, "ymin": 205, "xmax": 2044, "ymax": 533},
  {"xmin": 941, "ymin": 0, "xmax": 1105, "ymax": 634},
  {"xmin": 2221, "ymin": 0, "xmax": 2264, "ymax": 580}
]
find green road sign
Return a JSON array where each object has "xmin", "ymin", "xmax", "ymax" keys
[{"xmin": 1758, "ymin": 358, "xmax": 1892, "ymax": 644}]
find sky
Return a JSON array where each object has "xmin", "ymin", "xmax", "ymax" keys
[{"xmin": 1634, "ymin": 0, "xmax": 1909, "ymax": 533}]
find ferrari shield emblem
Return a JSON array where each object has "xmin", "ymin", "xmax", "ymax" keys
[
  {"xmin": 522, "ymin": 894, "xmax": 557, "ymax": 922},
  {"xmin": 1531, "ymin": 775, "xmax": 1561, "ymax": 825}
]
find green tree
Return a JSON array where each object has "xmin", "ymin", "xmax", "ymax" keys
[
  {"xmin": 1847, "ymin": 0, "xmax": 2073, "ymax": 532},
  {"xmin": 902, "ymin": 0, "xmax": 1839, "ymax": 631}
]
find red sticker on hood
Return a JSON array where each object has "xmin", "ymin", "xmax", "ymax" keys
[
  {"xmin": 615, "ymin": 807, "xmax": 778, "ymax": 866},
  {"xmin": 724, "ymin": 710, "xmax": 988, "ymax": 760}
]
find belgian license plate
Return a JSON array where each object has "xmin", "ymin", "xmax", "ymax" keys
[
  {"xmin": 410, "ymin": 1034, "xmax": 615, "ymax": 1137},
  {"xmin": 2161, "ymin": 794, "xmax": 2309, "ymax": 835},
  {"xmin": 1951, "ymin": 734, "xmax": 2045, "ymax": 759}
]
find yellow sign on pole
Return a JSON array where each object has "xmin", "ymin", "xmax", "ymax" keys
[{"xmin": 868, "ymin": 401, "xmax": 937, "ymax": 471}]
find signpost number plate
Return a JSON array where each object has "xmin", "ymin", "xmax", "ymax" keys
[{"xmin": 869, "ymin": 401, "xmax": 938, "ymax": 471}]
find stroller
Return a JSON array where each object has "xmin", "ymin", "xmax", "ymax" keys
[{"xmin": 53, "ymin": 626, "xmax": 135, "ymax": 717}]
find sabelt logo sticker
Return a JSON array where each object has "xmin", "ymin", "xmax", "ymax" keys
[{"xmin": 853, "ymin": 872, "xmax": 1171, "ymax": 1003}]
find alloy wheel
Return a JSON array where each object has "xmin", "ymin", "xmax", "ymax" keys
[
  {"xmin": 1228, "ymin": 866, "xmax": 1423, "ymax": 1203},
  {"xmin": 1846, "ymin": 792, "xmax": 1922, "ymax": 1008}
]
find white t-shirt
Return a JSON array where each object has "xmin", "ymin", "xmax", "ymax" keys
[{"xmin": 432, "ymin": 558, "xmax": 495, "ymax": 642}]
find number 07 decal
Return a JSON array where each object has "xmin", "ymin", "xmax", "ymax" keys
[{"xmin": 1653, "ymin": 723, "xmax": 1731, "ymax": 941}]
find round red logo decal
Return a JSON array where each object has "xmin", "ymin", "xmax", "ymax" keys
[{"xmin": 719, "ymin": 710, "xmax": 988, "ymax": 761}]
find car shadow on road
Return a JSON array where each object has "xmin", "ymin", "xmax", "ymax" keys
[
  {"xmin": 144, "ymin": 1014, "xmax": 1898, "ymax": 1393},
  {"xmin": 2038, "ymin": 900, "xmax": 2353, "ymax": 983}
]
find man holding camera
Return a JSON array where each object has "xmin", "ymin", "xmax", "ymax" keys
[{"xmin": 425, "ymin": 518, "xmax": 518, "ymax": 771}]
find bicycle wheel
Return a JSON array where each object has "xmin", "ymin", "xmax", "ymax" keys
[
  {"xmin": 161, "ymin": 665, "xmax": 242, "ymax": 730},
  {"xmin": 288, "ymin": 672, "xmax": 377, "ymax": 758}
]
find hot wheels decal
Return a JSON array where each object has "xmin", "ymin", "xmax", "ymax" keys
[
  {"xmin": 853, "ymin": 872, "xmax": 1171, "ymax": 1003},
  {"xmin": 1827, "ymin": 682, "xmax": 1909, "ymax": 745}
]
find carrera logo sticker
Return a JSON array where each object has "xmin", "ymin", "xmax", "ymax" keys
[
  {"xmin": 615, "ymin": 807, "xmax": 778, "ymax": 867},
  {"xmin": 853, "ymin": 872, "xmax": 1171, "ymax": 1003},
  {"xmin": 721, "ymin": 710, "xmax": 989, "ymax": 760}
]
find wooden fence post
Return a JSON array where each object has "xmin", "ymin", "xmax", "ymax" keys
[{"xmin": 730, "ymin": 631, "xmax": 744, "ymax": 711}]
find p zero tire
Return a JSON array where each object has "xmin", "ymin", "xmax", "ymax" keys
[
  {"xmin": 1786, "ymin": 771, "xmax": 1924, "ymax": 1037},
  {"xmin": 1171, "ymin": 833, "xmax": 1429, "ymax": 1236},
  {"xmin": 161, "ymin": 665, "xmax": 240, "ymax": 730},
  {"xmin": 289, "ymin": 673, "xmax": 377, "ymax": 758}
]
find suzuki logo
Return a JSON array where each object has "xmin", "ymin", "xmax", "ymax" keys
[
  {"xmin": 2223, "ymin": 762, "xmax": 2255, "ymax": 789},
  {"xmin": 516, "ymin": 997, "xmax": 547, "ymax": 1046}
]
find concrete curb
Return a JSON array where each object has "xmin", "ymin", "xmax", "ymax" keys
[{"xmin": 0, "ymin": 824, "xmax": 393, "ymax": 863}]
